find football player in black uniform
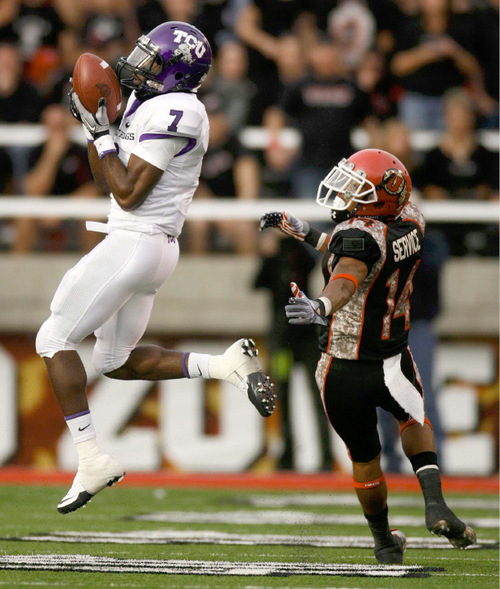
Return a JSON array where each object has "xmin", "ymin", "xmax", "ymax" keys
[{"xmin": 260, "ymin": 148, "xmax": 476, "ymax": 564}]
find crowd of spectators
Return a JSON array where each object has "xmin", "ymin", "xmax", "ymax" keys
[{"xmin": 0, "ymin": 0, "xmax": 498, "ymax": 256}]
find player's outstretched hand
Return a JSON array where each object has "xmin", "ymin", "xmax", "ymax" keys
[
  {"xmin": 285, "ymin": 282, "xmax": 329, "ymax": 326},
  {"xmin": 69, "ymin": 91, "xmax": 110, "ymax": 139},
  {"xmin": 259, "ymin": 210, "xmax": 310, "ymax": 241}
]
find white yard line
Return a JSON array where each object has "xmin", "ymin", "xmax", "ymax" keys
[
  {"xmin": 0, "ymin": 554, "xmax": 442, "ymax": 578},
  {"xmin": 13, "ymin": 530, "xmax": 498, "ymax": 550},
  {"xmin": 243, "ymin": 494, "xmax": 499, "ymax": 510},
  {"xmin": 129, "ymin": 510, "xmax": 499, "ymax": 529}
]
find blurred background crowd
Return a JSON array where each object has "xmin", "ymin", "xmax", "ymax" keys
[
  {"xmin": 0, "ymin": 0, "xmax": 498, "ymax": 475},
  {"xmin": 0, "ymin": 0, "xmax": 498, "ymax": 257}
]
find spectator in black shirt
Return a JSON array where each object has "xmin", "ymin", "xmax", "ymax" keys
[
  {"xmin": 0, "ymin": 147, "xmax": 13, "ymax": 193},
  {"xmin": 135, "ymin": 0, "xmax": 224, "ymax": 56},
  {"xmin": 390, "ymin": 0, "xmax": 493, "ymax": 130},
  {"xmin": 185, "ymin": 107, "xmax": 260, "ymax": 255},
  {"xmin": 199, "ymin": 41, "xmax": 257, "ymax": 135},
  {"xmin": 414, "ymin": 88, "xmax": 499, "ymax": 255},
  {"xmin": 0, "ymin": 43, "xmax": 43, "ymax": 123},
  {"xmin": 235, "ymin": 0, "xmax": 313, "ymax": 123},
  {"xmin": 0, "ymin": 0, "xmax": 67, "ymax": 100},
  {"xmin": 273, "ymin": 40, "xmax": 373, "ymax": 200},
  {"xmin": 357, "ymin": 49, "xmax": 398, "ymax": 124},
  {"xmin": 0, "ymin": 147, "xmax": 15, "ymax": 250},
  {"xmin": 80, "ymin": 0, "xmax": 138, "ymax": 70},
  {"xmin": 13, "ymin": 104, "xmax": 102, "ymax": 254},
  {"xmin": 415, "ymin": 89, "xmax": 498, "ymax": 201}
]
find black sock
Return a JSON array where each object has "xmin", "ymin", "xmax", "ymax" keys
[
  {"xmin": 410, "ymin": 452, "xmax": 444, "ymax": 505},
  {"xmin": 364, "ymin": 506, "xmax": 393, "ymax": 546},
  {"xmin": 409, "ymin": 451, "xmax": 438, "ymax": 473}
]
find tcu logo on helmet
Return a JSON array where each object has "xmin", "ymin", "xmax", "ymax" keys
[
  {"xmin": 172, "ymin": 29, "xmax": 207, "ymax": 59},
  {"xmin": 381, "ymin": 168, "xmax": 407, "ymax": 204}
]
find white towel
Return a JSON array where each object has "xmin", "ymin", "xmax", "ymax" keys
[
  {"xmin": 85, "ymin": 221, "xmax": 109, "ymax": 233},
  {"xmin": 383, "ymin": 353, "xmax": 424, "ymax": 425}
]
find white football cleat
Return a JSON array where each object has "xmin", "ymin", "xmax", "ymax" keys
[
  {"xmin": 209, "ymin": 338, "xmax": 276, "ymax": 417},
  {"xmin": 57, "ymin": 453, "xmax": 125, "ymax": 514}
]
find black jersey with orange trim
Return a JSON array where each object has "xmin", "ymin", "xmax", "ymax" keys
[{"xmin": 319, "ymin": 202, "xmax": 426, "ymax": 360}]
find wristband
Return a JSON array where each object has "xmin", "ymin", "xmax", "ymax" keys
[
  {"xmin": 317, "ymin": 296, "xmax": 332, "ymax": 316},
  {"xmin": 304, "ymin": 225, "xmax": 328, "ymax": 251},
  {"xmin": 329, "ymin": 273, "xmax": 359, "ymax": 291},
  {"xmin": 94, "ymin": 134, "xmax": 116, "ymax": 159}
]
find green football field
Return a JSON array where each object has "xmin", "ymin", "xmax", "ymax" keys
[{"xmin": 0, "ymin": 479, "xmax": 497, "ymax": 588}]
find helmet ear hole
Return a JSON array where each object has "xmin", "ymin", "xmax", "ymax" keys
[{"xmin": 174, "ymin": 72, "xmax": 183, "ymax": 80}]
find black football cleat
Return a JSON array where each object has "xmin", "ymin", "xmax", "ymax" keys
[
  {"xmin": 374, "ymin": 529, "xmax": 407, "ymax": 564},
  {"xmin": 426, "ymin": 502, "xmax": 477, "ymax": 548}
]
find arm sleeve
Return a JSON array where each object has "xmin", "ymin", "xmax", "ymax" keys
[{"xmin": 329, "ymin": 227, "xmax": 381, "ymax": 274}]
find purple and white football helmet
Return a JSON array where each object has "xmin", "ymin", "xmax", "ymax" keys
[{"xmin": 117, "ymin": 21, "xmax": 212, "ymax": 99}]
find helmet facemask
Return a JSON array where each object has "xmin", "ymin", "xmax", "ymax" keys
[
  {"xmin": 316, "ymin": 158, "xmax": 378, "ymax": 213},
  {"xmin": 117, "ymin": 36, "xmax": 166, "ymax": 99}
]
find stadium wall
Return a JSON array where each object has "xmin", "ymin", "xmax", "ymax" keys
[{"xmin": 0, "ymin": 254, "xmax": 497, "ymax": 476}]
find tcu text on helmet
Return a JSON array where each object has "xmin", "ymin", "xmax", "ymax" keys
[{"xmin": 172, "ymin": 29, "xmax": 207, "ymax": 58}]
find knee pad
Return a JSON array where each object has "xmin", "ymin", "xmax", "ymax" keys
[{"xmin": 36, "ymin": 317, "xmax": 78, "ymax": 358}]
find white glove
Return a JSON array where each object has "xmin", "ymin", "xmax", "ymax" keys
[
  {"xmin": 69, "ymin": 90, "xmax": 116, "ymax": 159},
  {"xmin": 259, "ymin": 210, "xmax": 310, "ymax": 241},
  {"xmin": 285, "ymin": 282, "xmax": 329, "ymax": 326},
  {"xmin": 69, "ymin": 90, "xmax": 110, "ymax": 139}
]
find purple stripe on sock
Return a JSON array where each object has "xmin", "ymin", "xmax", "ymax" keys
[
  {"xmin": 65, "ymin": 410, "xmax": 91, "ymax": 421},
  {"xmin": 182, "ymin": 352, "xmax": 190, "ymax": 378}
]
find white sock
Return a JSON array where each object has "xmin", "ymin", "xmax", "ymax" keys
[
  {"xmin": 187, "ymin": 352, "xmax": 211, "ymax": 378},
  {"xmin": 65, "ymin": 410, "xmax": 96, "ymax": 444}
]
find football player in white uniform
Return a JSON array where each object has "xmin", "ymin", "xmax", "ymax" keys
[{"xmin": 36, "ymin": 22, "xmax": 275, "ymax": 515}]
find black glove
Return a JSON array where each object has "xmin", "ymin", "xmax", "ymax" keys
[{"xmin": 259, "ymin": 210, "xmax": 310, "ymax": 241}]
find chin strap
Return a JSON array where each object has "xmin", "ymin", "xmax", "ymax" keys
[{"xmin": 330, "ymin": 209, "xmax": 352, "ymax": 223}]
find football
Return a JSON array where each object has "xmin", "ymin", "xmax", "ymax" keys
[{"xmin": 73, "ymin": 53, "xmax": 122, "ymax": 123}]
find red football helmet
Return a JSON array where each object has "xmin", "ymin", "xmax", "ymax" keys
[{"xmin": 316, "ymin": 148, "xmax": 411, "ymax": 218}]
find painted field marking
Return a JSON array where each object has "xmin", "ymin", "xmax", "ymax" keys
[
  {"xmin": 242, "ymin": 494, "xmax": 499, "ymax": 510},
  {"xmin": 130, "ymin": 510, "xmax": 499, "ymax": 529},
  {"xmin": 0, "ymin": 554, "xmax": 443, "ymax": 578},
  {"xmin": 11, "ymin": 530, "xmax": 498, "ymax": 550}
]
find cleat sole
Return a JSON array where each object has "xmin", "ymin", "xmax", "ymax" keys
[
  {"xmin": 57, "ymin": 490, "xmax": 94, "ymax": 515},
  {"xmin": 426, "ymin": 502, "xmax": 476, "ymax": 549},
  {"xmin": 246, "ymin": 372, "xmax": 276, "ymax": 417},
  {"xmin": 57, "ymin": 472, "xmax": 126, "ymax": 515},
  {"xmin": 107, "ymin": 473, "xmax": 126, "ymax": 487},
  {"xmin": 430, "ymin": 520, "xmax": 477, "ymax": 549}
]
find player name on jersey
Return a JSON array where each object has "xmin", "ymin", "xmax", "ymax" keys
[{"xmin": 392, "ymin": 228, "xmax": 421, "ymax": 262}]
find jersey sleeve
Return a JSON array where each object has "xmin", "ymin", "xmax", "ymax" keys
[
  {"xmin": 132, "ymin": 99, "xmax": 203, "ymax": 171},
  {"xmin": 133, "ymin": 134, "xmax": 188, "ymax": 171},
  {"xmin": 329, "ymin": 227, "xmax": 381, "ymax": 274}
]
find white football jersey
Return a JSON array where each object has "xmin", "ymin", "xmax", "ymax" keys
[{"xmin": 109, "ymin": 91, "xmax": 209, "ymax": 236}]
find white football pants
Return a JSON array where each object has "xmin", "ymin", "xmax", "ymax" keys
[{"xmin": 36, "ymin": 228, "xmax": 179, "ymax": 374}]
